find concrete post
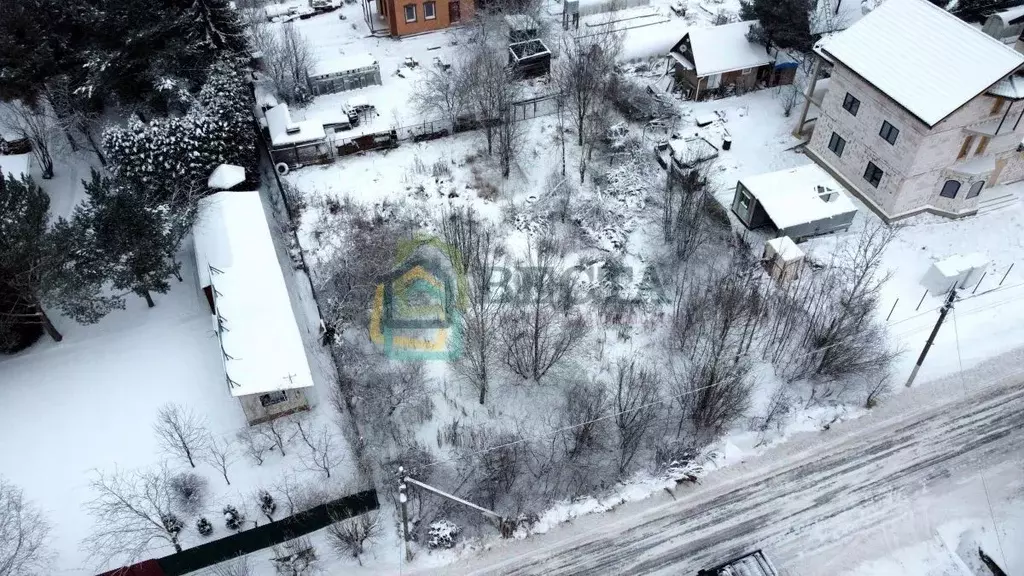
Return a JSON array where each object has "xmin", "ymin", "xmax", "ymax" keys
[{"xmin": 793, "ymin": 55, "xmax": 823, "ymax": 139}]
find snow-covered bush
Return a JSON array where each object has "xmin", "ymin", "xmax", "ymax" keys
[
  {"xmin": 196, "ymin": 517, "xmax": 213, "ymax": 536},
  {"xmin": 427, "ymin": 520, "xmax": 461, "ymax": 549},
  {"xmin": 103, "ymin": 58, "xmax": 257, "ymax": 197},
  {"xmin": 258, "ymin": 489, "xmax": 277, "ymax": 521},
  {"xmin": 170, "ymin": 472, "xmax": 209, "ymax": 516},
  {"xmin": 223, "ymin": 505, "xmax": 245, "ymax": 530},
  {"xmin": 161, "ymin": 513, "xmax": 184, "ymax": 537},
  {"xmin": 271, "ymin": 536, "xmax": 318, "ymax": 575}
]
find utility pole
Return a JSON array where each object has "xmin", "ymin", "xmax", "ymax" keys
[
  {"xmin": 398, "ymin": 467, "xmax": 412, "ymax": 562},
  {"xmin": 906, "ymin": 287, "xmax": 957, "ymax": 388}
]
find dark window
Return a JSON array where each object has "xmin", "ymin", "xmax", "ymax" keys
[
  {"xmin": 259, "ymin": 390, "xmax": 289, "ymax": 407},
  {"xmin": 424, "ymin": 1, "xmax": 435, "ymax": 18},
  {"xmin": 842, "ymin": 92, "xmax": 860, "ymax": 116},
  {"xmin": 738, "ymin": 187, "xmax": 752, "ymax": 210},
  {"xmin": 939, "ymin": 179, "xmax": 961, "ymax": 198},
  {"xmin": 879, "ymin": 121, "xmax": 899, "ymax": 145},
  {"xmin": 863, "ymin": 161, "xmax": 883, "ymax": 188},
  {"xmin": 966, "ymin": 180, "xmax": 984, "ymax": 198},
  {"xmin": 828, "ymin": 132, "xmax": 846, "ymax": 157},
  {"xmin": 404, "ymin": 3, "xmax": 416, "ymax": 21}
]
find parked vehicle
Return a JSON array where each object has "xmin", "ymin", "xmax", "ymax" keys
[{"xmin": 696, "ymin": 550, "xmax": 779, "ymax": 576}]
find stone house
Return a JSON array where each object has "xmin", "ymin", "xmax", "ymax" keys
[
  {"xmin": 795, "ymin": 0, "xmax": 1024, "ymax": 221},
  {"xmin": 667, "ymin": 21, "xmax": 797, "ymax": 100}
]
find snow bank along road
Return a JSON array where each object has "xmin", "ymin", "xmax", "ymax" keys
[{"xmin": 425, "ymin": 351, "xmax": 1024, "ymax": 575}]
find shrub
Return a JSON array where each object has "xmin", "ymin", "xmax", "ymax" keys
[
  {"xmin": 428, "ymin": 520, "xmax": 461, "ymax": 549},
  {"xmin": 196, "ymin": 517, "xmax": 213, "ymax": 536},
  {"xmin": 223, "ymin": 505, "xmax": 245, "ymax": 530},
  {"xmin": 170, "ymin": 472, "xmax": 209, "ymax": 515}
]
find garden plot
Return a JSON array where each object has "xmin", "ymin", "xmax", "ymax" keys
[{"xmin": 0, "ymin": 155, "xmax": 359, "ymax": 575}]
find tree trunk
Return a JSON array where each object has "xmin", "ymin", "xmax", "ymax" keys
[
  {"xmin": 143, "ymin": 290, "xmax": 155, "ymax": 308},
  {"xmin": 83, "ymin": 129, "xmax": 108, "ymax": 166},
  {"xmin": 173, "ymin": 540, "xmax": 182, "ymax": 553},
  {"xmin": 39, "ymin": 308, "xmax": 63, "ymax": 342}
]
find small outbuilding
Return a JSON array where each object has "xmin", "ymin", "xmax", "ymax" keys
[
  {"xmin": 668, "ymin": 20, "xmax": 796, "ymax": 100},
  {"xmin": 263, "ymin": 103, "xmax": 330, "ymax": 167},
  {"xmin": 509, "ymin": 39, "xmax": 552, "ymax": 78},
  {"xmin": 732, "ymin": 163, "xmax": 858, "ymax": 241},
  {"xmin": 308, "ymin": 53, "xmax": 382, "ymax": 96},
  {"xmin": 921, "ymin": 253, "xmax": 989, "ymax": 295},
  {"xmin": 193, "ymin": 190, "xmax": 314, "ymax": 425},
  {"xmin": 763, "ymin": 236, "xmax": 804, "ymax": 284}
]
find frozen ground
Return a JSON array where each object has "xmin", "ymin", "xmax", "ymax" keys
[{"xmin": 0, "ymin": 153, "xmax": 357, "ymax": 575}]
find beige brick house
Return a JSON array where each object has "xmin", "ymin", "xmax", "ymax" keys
[{"xmin": 795, "ymin": 0, "xmax": 1024, "ymax": 220}]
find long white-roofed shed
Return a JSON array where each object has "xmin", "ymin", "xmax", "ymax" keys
[{"xmin": 193, "ymin": 190, "xmax": 314, "ymax": 425}]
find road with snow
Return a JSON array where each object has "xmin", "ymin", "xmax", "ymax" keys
[{"xmin": 423, "ymin": 353, "xmax": 1024, "ymax": 576}]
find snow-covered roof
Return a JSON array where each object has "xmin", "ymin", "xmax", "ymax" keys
[
  {"xmin": 207, "ymin": 164, "xmax": 246, "ymax": 190},
  {"xmin": 766, "ymin": 236, "xmax": 804, "ymax": 262},
  {"xmin": 669, "ymin": 136, "xmax": 718, "ymax": 166},
  {"xmin": 739, "ymin": 163, "xmax": 858, "ymax": 230},
  {"xmin": 682, "ymin": 21, "xmax": 775, "ymax": 77},
  {"xmin": 193, "ymin": 191, "xmax": 314, "ymax": 397},
  {"xmin": 0, "ymin": 153, "xmax": 30, "ymax": 179},
  {"xmin": 311, "ymin": 53, "xmax": 378, "ymax": 78},
  {"xmin": 265, "ymin": 104, "xmax": 326, "ymax": 147},
  {"xmin": 818, "ymin": 0, "xmax": 1024, "ymax": 127},
  {"xmin": 988, "ymin": 5, "xmax": 1024, "ymax": 27}
]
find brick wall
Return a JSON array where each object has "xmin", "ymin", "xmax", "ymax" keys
[{"xmin": 387, "ymin": 0, "xmax": 473, "ymax": 36}]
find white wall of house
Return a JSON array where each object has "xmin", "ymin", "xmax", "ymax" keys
[{"xmin": 809, "ymin": 60, "xmax": 1024, "ymax": 219}]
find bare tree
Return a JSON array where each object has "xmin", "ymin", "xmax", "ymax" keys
[
  {"xmin": 411, "ymin": 63, "xmax": 468, "ymax": 128},
  {"xmin": 559, "ymin": 379, "xmax": 610, "ymax": 462},
  {"xmin": 169, "ymin": 472, "xmax": 209, "ymax": 516},
  {"xmin": 0, "ymin": 100, "xmax": 64, "ymax": 179},
  {"xmin": 153, "ymin": 403, "xmax": 210, "ymax": 468},
  {"xmin": 325, "ymin": 512, "xmax": 381, "ymax": 566},
  {"xmin": 444, "ymin": 208, "xmax": 508, "ymax": 404},
  {"xmin": 273, "ymin": 473, "xmax": 340, "ymax": 516},
  {"xmin": 258, "ymin": 417, "xmax": 289, "ymax": 456},
  {"xmin": 613, "ymin": 356, "xmax": 661, "ymax": 475},
  {"xmin": 237, "ymin": 427, "xmax": 270, "ymax": 465},
  {"xmin": 295, "ymin": 420, "xmax": 338, "ymax": 478},
  {"xmin": 555, "ymin": 26, "xmax": 623, "ymax": 148},
  {"xmin": 83, "ymin": 464, "xmax": 185, "ymax": 566},
  {"xmin": 462, "ymin": 50, "xmax": 513, "ymax": 157},
  {"xmin": 263, "ymin": 24, "xmax": 314, "ymax": 104},
  {"xmin": 502, "ymin": 233, "xmax": 588, "ymax": 382},
  {"xmin": 271, "ymin": 536, "xmax": 319, "ymax": 576},
  {"xmin": 0, "ymin": 478, "xmax": 52, "ymax": 576},
  {"xmin": 211, "ymin": 556, "xmax": 253, "ymax": 576},
  {"xmin": 360, "ymin": 360, "xmax": 434, "ymax": 443},
  {"xmin": 203, "ymin": 437, "xmax": 237, "ymax": 485}
]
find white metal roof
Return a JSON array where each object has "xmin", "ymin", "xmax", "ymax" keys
[
  {"xmin": 819, "ymin": 0, "xmax": 1024, "ymax": 127},
  {"xmin": 193, "ymin": 191, "xmax": 314, "ymax": 397},
  {"xmin": 311, "ymin": 52, "xmax": 378, "ymax": 78},
  {"xmin": 766, "ymin": 236, "xmax": 804, "ymax": 262},
  {"xmin": 264, "ymin": 103, "xmax": 326, "ymax": 147},
  {"xmin": 740, "ymin": 163, "xmax": 858, "ymax": 230},
  {"xmin": 0, "ymin": 153, "xmax": 30, "ymax": 179},
  {"xmin": 207, "ymin": 164, "xmax": 246, "ymax": 190},
  {"xmin": 684, "ymin": 21, "xmax": 775, "ymax": 77}
]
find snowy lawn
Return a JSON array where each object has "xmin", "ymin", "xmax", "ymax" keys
[{"xmin": 0, "ymin": 154, "xmax": 358, "ymax": 575}]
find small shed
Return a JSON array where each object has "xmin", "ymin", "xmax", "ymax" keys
[
  {"xmin": 763, "ymin": 236, "xmax": 804, "ymax": 284},
  {"xmin": 921, "ymin": 253, "xmax": 988, "ymax": 295},
  {"xmin": 668, "ymin": 136, "xmax": 718, "ymax": 168},
  {"xmin": 732, "ymin": 163, "xmax": 857, "ymax": 241},
  {"xmin": 505, "ymin": 14, "xmax": 540, "ymax": 42},
  {"xmin": 509, "ymin": 39, "xmax": 552, "ymax": 78},
  {"xmin": 264, "ymin": 103, "xmax": 330, "ymax": 166},
  {"xmin": 193, "ymin": 191, "xmax": 314, "ymax": 425},
  {"xmin": 667, "ymin": 20, "xmax": 795, "ymax": 100},
  {"xmin": 308, "ymin": 53, "xmax": 382, "ymax": 96},
  {"xmin": 982, "ymin": 6, "xmax": 1024, "ymax": 43}
]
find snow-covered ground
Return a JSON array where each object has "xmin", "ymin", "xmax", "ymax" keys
[{"xmin": 0, "ymin": 153, "xmax": 358, "ymax": 575}]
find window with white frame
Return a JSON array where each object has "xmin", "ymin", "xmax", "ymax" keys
[
  {"xmin": 404, "ymin": 3, "xmax": 416, "ymax": 22},
  {"xmin": 424, "ymin": 1, "xmax": 436, "ymax": 19}
]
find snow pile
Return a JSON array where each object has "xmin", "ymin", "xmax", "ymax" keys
[
  {"xmin": 207, "ymin": 163, "xmax": 246, "ymax": 190},
  {"xmin": 0, "ymin": 153, "xmax": 30, "ymax": 179}
]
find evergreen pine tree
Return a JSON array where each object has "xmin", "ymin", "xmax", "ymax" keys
[
  {"xmin": 739, "ymin": 0, "xmax": 815, "ymax": 53},
  {"xmin": 187, "ymin": 0, "xmax": 250, "ymax": 54},
  {"xmin": 0, "ymin": 174, "xmax": 122, "ymax": 342},
  {"xmin": 77, "ymin": 170, "xmax": 180, "ymax": 308}
]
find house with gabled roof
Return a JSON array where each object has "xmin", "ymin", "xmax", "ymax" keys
[
  {"xmin": 667, "ymin": 21, "xmax": 797, "ymax": 100},
  {"xmin": 795, "ymin": 0, "xmax": 1024, "ymax": 221}
]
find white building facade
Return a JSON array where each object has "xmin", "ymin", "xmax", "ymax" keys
[{"xmin": 797, "ymin": 0, "xmax": 1024, "ymax": 220}]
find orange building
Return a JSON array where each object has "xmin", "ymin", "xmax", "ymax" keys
[{"xmin": 373, "ymin": 0, "xmax": 474, "ymax": 36}]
